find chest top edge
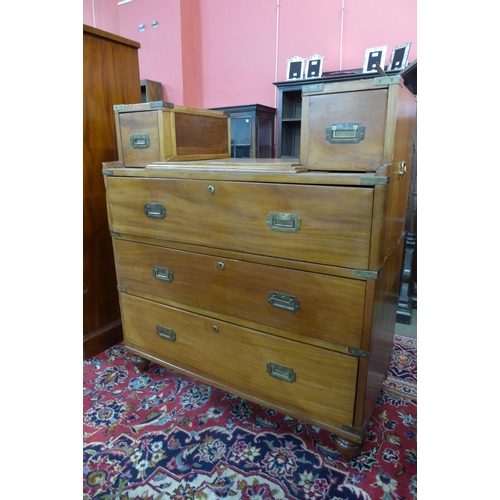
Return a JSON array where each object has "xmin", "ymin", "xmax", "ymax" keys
[{"xmin": 102, "ymin": 162, "xmax": 390, "ymax": 187}]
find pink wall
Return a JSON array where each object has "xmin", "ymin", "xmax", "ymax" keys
[
  {"xmin": 83, "ymin": 0, "xmax": 416, "ymax": 109},
  {"xmin": 197, "ymin": 0, "xmax": 278, "ymax": 109}
]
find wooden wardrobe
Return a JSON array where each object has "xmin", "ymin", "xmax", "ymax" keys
[{"xmin": 83, "ymin": 25, "xmax": 141, "ymax": 358}]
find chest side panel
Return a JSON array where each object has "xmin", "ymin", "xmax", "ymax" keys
[
  {"xmin": 107, "ymin": 177, "xmax": 374, "ymax": 269},
  {"xmin": 175, "ymin": 112, "xmax": 230, "ymax": 155}
]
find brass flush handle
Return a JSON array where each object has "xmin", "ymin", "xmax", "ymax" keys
[{"xmin": 267, "ymin": 362, "xmax": 296, "ymax": 383}]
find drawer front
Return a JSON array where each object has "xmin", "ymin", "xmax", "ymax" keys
[
  {"xmin": 107, "ymin": 177, "xmax": 373, "ymax": 269},
  {"xmin": 302, "ymin": 88, "xmax": 388, "ymax": 171},
  {"xmin": 119, "ymin": 110, "xmax": 163, "ymax": 167},
  {"xmin": 117, "ymin": 109, "xmax": 230, "ymax": 166},
  {"xmin": 114, "ymin": 240, "xmax": 366, "ymax": 348},
  {"xmin": 121, "ymin": 293, "xmax": 358, "ymax": 428}
]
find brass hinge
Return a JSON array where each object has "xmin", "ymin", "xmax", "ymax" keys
[
  {"xmin": 353, "ymin": 269, "xmax": 378, "ymax": 279},
  {"xmin": 374, "ymin": 75, "xmax": 402, "ymax": 86},
  {"xmin": 342, "ymin": 425, "xmax": 363, "ymax": 437},
  {"xmin": 398, "ymin": 161, "xmax": 407, "ymax": 179},
  {"xmin": 360, "ymin": 175, "xmax": 390, "ymax": 186},
  {"xmin": 348, "ymin": 347, "xmax": 370, "ymax": 358},
  {"xmin": 117, "ymin": 285, "xmax": 127, "ymax": 293},
  {"xmin": 113, "ymin": 104, "xmax": 125, "ymax": 111},
  {"xmin": 102, "ymin": 169, "xmax": 113, "ymax": 176},
  {"xmin": 110, "ymin": 231, "xmax": 121, "ymax": 238}
]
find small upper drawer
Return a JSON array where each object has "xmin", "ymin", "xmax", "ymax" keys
[
  {"xmin": 300, "ymin": 79, "xmax": 415, "ymax": 172},
  {"xmin": 114, "ymin": 102, "xmax": 230, "ymax": 166},
  {"xmin": 301, "ymin": 87, "xmax": 388, "ymax": 171},
  {"xmin": 121, "ymin": 293, "xmax": 358, "ymax": 429},
  {"xmin": 106, "ymin": 177, "xmax": 373, "ymax": 269},
  {"xmin": 114, "ymin": 240, "xmax": 366, "ymax": 348}
]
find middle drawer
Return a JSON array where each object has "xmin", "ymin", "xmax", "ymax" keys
[{"xmin": 114, "ymin": 239, "xmax": 366, "ymax": 349}]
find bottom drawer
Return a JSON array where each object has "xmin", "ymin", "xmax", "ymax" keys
[{"xmin": 120, "ymin": 292, "xmax": 359, "ymax": 429}]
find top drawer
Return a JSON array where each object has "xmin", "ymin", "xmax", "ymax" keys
[
  {"xmin": 114, "ymin": 102, "xmax": 230, "ymax": 166},
  {"xmin": 106, "ymin": 177, "xmax": 373, "ymax": 269}
]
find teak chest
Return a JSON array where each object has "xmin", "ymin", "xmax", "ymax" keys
[{"xmin": 103, "ymin": 76, "xmax": 416, "ymax": 461}]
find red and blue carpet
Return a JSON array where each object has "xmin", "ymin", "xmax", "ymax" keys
[{"xmin": 83, "ymin": 335, "xmax": 416, "ymax": 499}]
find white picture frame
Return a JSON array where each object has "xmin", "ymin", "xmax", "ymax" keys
[
  {"xmin": 362, "ymin": 46, "xmax": 387, "ymax": 73},
  {"xmin": 305, "ymin": 54, "xmax": 324, "ymax": 79},
  {"xmin": 286, "ymin": 56, "xmax": 305, "ymax": 81},
  {"xmin": 388, "ymin": 42, "xmax": 411, "ymax": 71}
]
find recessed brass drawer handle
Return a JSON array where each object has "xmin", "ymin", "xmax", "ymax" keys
[
  {"xmin": 326, "ymin": 122, "xmax": 365, "ymax": 144},
  {"xmin": 130, "ymin": 133, "xmax": 150, "ymax": 149},
  {"xmin": 144, "ymin": 203, "xmax": 166, "ymax": 219},
  {"xmin": 267, "ymin": 362, "xmax": 296, "ymax": 383},
  {"xmin": 268, "ymin": 291, "xmax": 300, "ymax": 312},
  {"xmin": 267, "ymin": 212, "xmax": 301, "ymax": 232},
  {"xmin": 156, "ymin": 325, "xmax": 176, "ymax": 342},
  {"xmin": 152, "ymin": 266, "xmax": 173, "ymax": 282}
]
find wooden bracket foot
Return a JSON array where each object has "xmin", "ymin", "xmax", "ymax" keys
[
  {"xmin": 333, "ymin": 434, "xmax": 364, "ymax": 462},
  {"xmin": 129, "ymin": 354, "xmax": 151, "ymax": 373}
]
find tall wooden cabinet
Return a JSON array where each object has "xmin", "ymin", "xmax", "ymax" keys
[{"xmin": 83, "ymin": 25, "xmax": 142, "ymax": 359}]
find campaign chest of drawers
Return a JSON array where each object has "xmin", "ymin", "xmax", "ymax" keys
[{"xmin": 103, "ymin": 76, "xmax": 416, "ymax": 460}]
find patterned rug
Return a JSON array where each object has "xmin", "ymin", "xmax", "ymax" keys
[{"xmin": 83, "ymin": 335, "xmax": 417, "ymax": 499}]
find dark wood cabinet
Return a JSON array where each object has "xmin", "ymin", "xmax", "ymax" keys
[
  {"xmin": 209, "ymin": 104, "xmax": 275, "ymax": 158},
  {"xmin": 396, "ymin": 61, "xmax": 417, "ymax": 324},
  {"xmin": 397, "ymin": 116, "xmax": 417, "ymax": 324},
  {"xmin": 83, "ymin": 25, "xmax": 142, "ymax": 359},
  {"xmin": 140, "ymin": 79, "xmax": 163, "ymax": 103},
  {"xmin": 275, "ymin": 84, "xmax": 302, "ymax": 158}
]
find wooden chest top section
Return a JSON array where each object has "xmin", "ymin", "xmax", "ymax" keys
[
  {"xmin": 300, "ymin": 77, "xmax": 416, "ymax": 172},
  {"xmin": 106, "ymin": 176, "xmax": 374, "ymax": 269},
  {"xmin": 114, "ymin": 102, "xmax": 230, "ymax": 166}
]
